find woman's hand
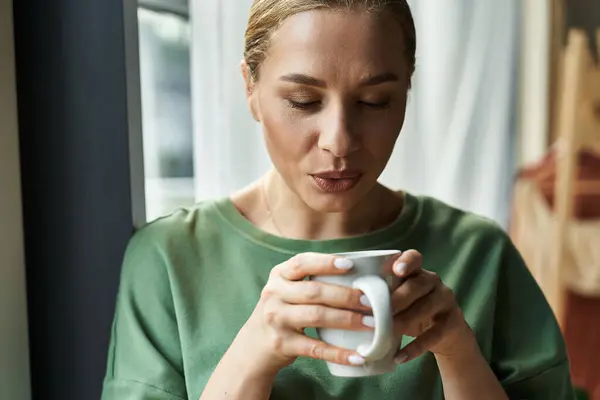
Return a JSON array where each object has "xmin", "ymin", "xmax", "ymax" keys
[
  {"xmin": 239, "ymin": 252, "xmax": 373, "ymax": 374},
  {"xmin": 385, "ymin": 250, "xmax": 509, "ymax": 400},
  {"xmin": 389, "ymin": 250, "xmax": 476, "ymax": 364}
]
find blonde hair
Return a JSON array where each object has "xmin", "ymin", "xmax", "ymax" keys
[{"xmin": 244, "ymin": 0, "xmax": 416, "ymax": 83}]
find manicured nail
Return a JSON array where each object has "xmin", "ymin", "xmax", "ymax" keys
[
  {"xmin": 394, "ymin": 262, "xmax": 408, "ymax": 276},
  {"xmin": 362, "ymin": 316, "xmax": 375, "ymax": 328},
  {"xmin": 360, "ymin": 295, "xmax": 371, "ymax": 308},
  {"xmin": 334, "ymin": 258, "xmax": 354, "ymax": 270},
  {"xmin": 394, "ymin": 354, "xmax": 408, "ymax": 364},
  {"xmin": 348, "ymin": 354, "xmax": 365, "ymax": 365}
]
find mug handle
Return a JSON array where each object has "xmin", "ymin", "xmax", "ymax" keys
[{"xmin": 352, "ymin": 275, "xmax": 394, "ymax": 361}]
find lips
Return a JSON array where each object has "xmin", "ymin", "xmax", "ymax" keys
[
  {"xmin": 313, "ymin": 170, "xmax": 361, "ymax": 179},
  {"xmin": 310, "ymin": 170, "xmax": 362, "ymax": 193}
]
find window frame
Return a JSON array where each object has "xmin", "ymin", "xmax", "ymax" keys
[
  {"xmin": 138, "ymin": 0, "xmax": 189, "ymax": 19},
  {"xmin": 136, "ymin": 0, "xmax": 195, "ymax": 222}
]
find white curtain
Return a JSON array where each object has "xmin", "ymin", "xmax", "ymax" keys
[
  {"xmin": 191, "ymin": 1, "xmax": 271, "ymax": 201},
  {"xmin": 191, "ymin": 0, "xmax": 520, "ymax": 226}
]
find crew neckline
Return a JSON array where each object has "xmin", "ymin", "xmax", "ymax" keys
[{"xmin": 210, "ymin": 191, "xmax": 424, "ymax": 255}]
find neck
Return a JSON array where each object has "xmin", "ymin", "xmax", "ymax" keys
[{"xmin": 262, "ymin": 170, "xmax": 402, "ymax": 240}]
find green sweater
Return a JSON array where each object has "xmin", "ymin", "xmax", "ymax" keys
[{"xmin": 101, "ymin": 192, "xmax": 575, "ymax": 399}]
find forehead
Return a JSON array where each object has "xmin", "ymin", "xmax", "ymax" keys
[{"xmin": 261, "ymin": 9, "xmax": 407, "ymax": 82}]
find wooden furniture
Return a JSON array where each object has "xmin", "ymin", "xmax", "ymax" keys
[
  {"xmin": 511, "ymin": 28, "xmax": 600, "ymax": 398},
  {"xmin": 551, "ymin": 28, "xmax": 600, "ymax": 325}
]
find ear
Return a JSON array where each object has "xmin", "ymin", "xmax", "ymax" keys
[{"xmin": 241, "ymin": 60, "xmax": 260, "ymax": 122}]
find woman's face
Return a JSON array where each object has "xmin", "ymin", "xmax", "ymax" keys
[{"xmin": 244, "ymin": 9, "xmax": 411, "ymax": 212}]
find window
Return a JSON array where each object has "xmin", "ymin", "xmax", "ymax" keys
[{"xmin": 138, "ymin": 0, "xmax": 194, "ymax": 222}]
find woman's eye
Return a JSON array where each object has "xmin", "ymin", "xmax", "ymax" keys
[
  {"xmin": 359, "ymin": 100, "xmax": 390, "ymax": 109},
  {"xmin": 287, "ymin": 100, "xmax": 321, "ymax": 110}
]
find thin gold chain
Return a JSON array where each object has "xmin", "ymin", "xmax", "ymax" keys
[{"xmin": 261, "ymin": 178, "xmax": 286, "ymax": 236}]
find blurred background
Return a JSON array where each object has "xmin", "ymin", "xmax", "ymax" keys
[{"xmin": 1, "ymin": 0, "xmax": 599, "ymax": 399}]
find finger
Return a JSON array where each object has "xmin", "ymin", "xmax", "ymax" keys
[
  {"xmin": 278, "ymin": 280, "xmax": 370, "ymax": 311},
  {"xmin": 280, "ymin": 304, "xmax": 373, "ymax": 331},
  {"xmin": 274, "ymin": 253, "xmax": 354, "ymax": 281},
  {"xmin": 393, "ymin": 283, "xmax": 452, "ymax": 338},
  {"xmin": 391, "ymin": 270, "xmax": 437, "ymax": 314},
  {"xmin": 394, "ymin": 313, "xmax": 450, "ymax": 364},
  {"xmin": 286, "ymin": 334, "xmax": 367, "ymax": 366},
  {"xmin": 392, "ymin": 249, "xmax": 423, "ymax": 278},
  {"xmin": 380, "ymin": 250, "xmax": 404, "ymax": 275}
]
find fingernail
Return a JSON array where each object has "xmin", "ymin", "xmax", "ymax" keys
[
  {"xmin": 360, "ymin": 295, "xmax": 371, "ymax": 308},
  {"xmin": 362, "ymin": 316, "xmax": 375, "ymax": 328},
  {"xmin": 394, "ymin": 354, "xmax": 408, "ymax": 364},
  {"xmin": 394, "ymin": 262, "xmax": 408, "ymax": 276},
  {"xmin": 334, "ymin": 258, "xmax": 354, "ymax": 270},
  {"xmin": 348, "ymin": 354, "xmax": 365, "ymax": 365}
]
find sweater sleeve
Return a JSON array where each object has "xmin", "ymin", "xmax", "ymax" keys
[
  {"xmin": 101, "ymin": 223, "xmax": 187, "ymax": 400},
  {"xmin": 491, "ymin": 239, "xmax": 575, "ymax": 399}
]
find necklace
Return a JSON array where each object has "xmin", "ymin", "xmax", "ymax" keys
[
  {"xmin": 260, "ymin": 178, "xmax": 383, "ymax": 238},
  {"xmin": 261, "ymin": 178, "xmax": 286, "ymax": 236}
]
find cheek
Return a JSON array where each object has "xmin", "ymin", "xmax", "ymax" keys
[
  {"xmin": 260, "ymin": 104, "xmax": 317, "ymax": 173},
  {"xmin": 360, "ymin": 111, "xmax": 406, "ymax": 160}
]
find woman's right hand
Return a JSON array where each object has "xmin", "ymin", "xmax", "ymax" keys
[{"xmin": 239, "ymin": 252, "xmax": 374, "ymax": 374}]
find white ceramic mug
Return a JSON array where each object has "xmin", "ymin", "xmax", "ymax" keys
[{"xmin": 311, "ymin": 250, "xmax": 402, "ymax": 377}]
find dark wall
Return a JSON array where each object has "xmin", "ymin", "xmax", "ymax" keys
[
  {"xmin": 13, "ymin": 0, "xmax": 137, "ymax": 398},
  {"xmin": 566, "ymin": 0, "xmax": 599, "ymax": 57}
]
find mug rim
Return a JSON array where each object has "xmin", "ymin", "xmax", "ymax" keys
[{"xmin": 334, "ymin": 250, "xmax": 401, "ymax": 259}]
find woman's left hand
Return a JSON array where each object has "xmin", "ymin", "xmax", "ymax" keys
[{"xmin": 389, "ymin": 250, "xmax": 476, "ymax": 364}]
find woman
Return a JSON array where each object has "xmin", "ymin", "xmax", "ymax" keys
[{"xmin": 102, "ymin": 1, "xmax": 575, "ymax": 399}]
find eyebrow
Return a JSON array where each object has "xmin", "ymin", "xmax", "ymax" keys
[
  {"xmin": 279, "ymin": 72, "xmax": 399, "ymax": 88},
  {"xmin": 361, "ymin": 72, "xmax": 399, "ymax": 86},
  {"xmin": 280, "ymin": 74, "xmax": 326, "ymax": 87}
]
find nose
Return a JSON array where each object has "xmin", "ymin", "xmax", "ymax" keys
[{"xmin": 317, "ymin": 104, "xmax": 360, "ymax": 158}]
